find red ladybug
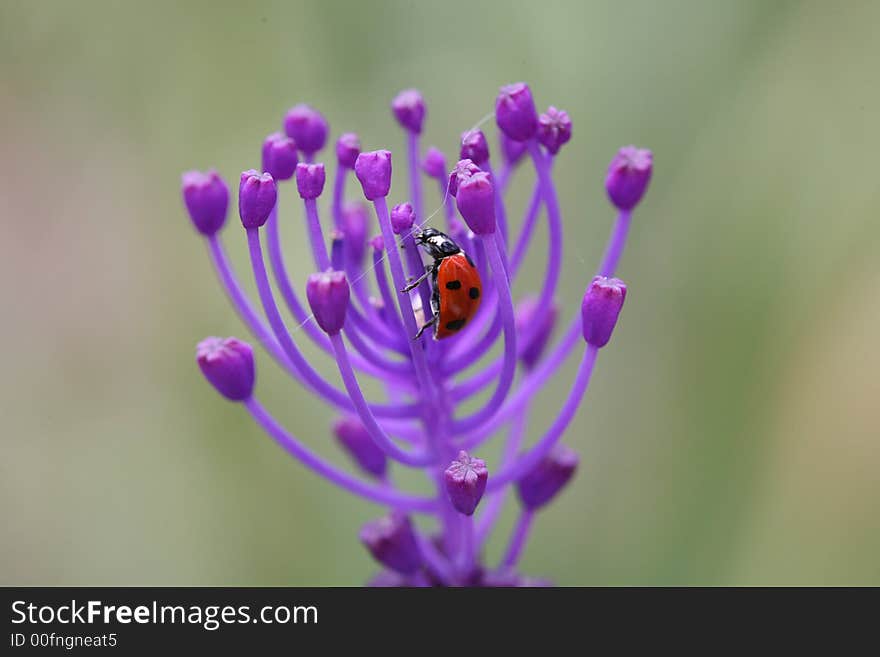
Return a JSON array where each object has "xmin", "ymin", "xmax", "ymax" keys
[{"xmin": 402, "ymin": 228, "xmax": 482, "ymax": 340}]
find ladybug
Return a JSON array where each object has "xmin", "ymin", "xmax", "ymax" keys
[{"xmin": 402, "ymin": 227, "xmax": 482, "ymax": 340}]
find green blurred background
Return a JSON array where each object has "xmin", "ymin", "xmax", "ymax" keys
[{"xmin": 1, "ymin": 0, "xmax": 878, "ymax": 586}]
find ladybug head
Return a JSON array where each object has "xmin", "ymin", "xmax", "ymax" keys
[{"xmin": 416, "ymin": 227, "xmax": 461, "ymax": 260}]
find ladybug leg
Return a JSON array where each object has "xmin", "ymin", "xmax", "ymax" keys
[
  {"xmin": 413, "ymin": 314, "xmax": 438, "ymax": 340},
  {"xmin": 401, "ymin": 263, "xmax": 435, "ymax": 293}
]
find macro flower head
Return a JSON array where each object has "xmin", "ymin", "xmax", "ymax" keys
[{"xmin": 182, "ymin": 81, "xmax": 652, "ymax": 586}]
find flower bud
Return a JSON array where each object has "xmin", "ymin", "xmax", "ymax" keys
[
  {"xmin": 447, "ymin": 158, "xmax": 480, "ymax": 197},
  {"xmin": 581, "ymin": 276, "xmax": 627, "ymax": 348},
  {"xmin": 391, "ymin": 88, "xmax": 426, "ymax": 134},
  {"xmin": 459, "ymin": 130, "xmax": 489, "ymax": 167},
  {"xmin": 369, "ymin": 234, "xmax": 385, "ymax": 252},
  {"xmin": 359, "ymin": 513, "xmax": 422, "ymax": 575},
  {"xmin": 495, "ymin": 82, "xmax": 538, "ymax": 142},
  {"xmin": 605, "ymin": 146, "xmax": 653, "ymax": 211},
  {"xmin": 282, "ymin": 104, "xmax": 328, "ymax": 155},
  {"xmin": 444, "ymin": 451, "xmax": 488, "ymax": 516},
  {"xmin": 182, "ymin": 170, "xmax": 229, "ymax": 236},
  {"xmin": 354, "ymin": 150, "xmax": 392, "ymax": 201},
  {"xmin": 332, "ymin": 416, "xmax": 387, "ymax": 478},
  {"xmin": 238, "ymin": 170, "xmax": 277, "ymax": 229},
  {"xmin": 515, "ymin": 296, "xmax": 559, "ymax": 369},
  {"xmin": 421, "ymin": 146, "xmax": 446, "ymax": 179},
  {"xmin": 516, "ymin": 444, "xmax": 579, "ymax": 510},
  {"xmin": 306, "ymin": 270, "xmax": 350, "ymax": 335},
  {"xmin": 295, "ymin": 162, "xmax": 326, "ymax": 200},
  {"xmin": 196, "ymin": 336, "xmax": 255, "ymax": 401},
  {"xmin": 335, "ymin": 132, "xmax": 361, "ymax": 169},
  {"xmin": 390, "ymin": 202, "xmax": 415, "ymax": 235},
  {"xmin": 537, "ymin": 106, "xmax": 572, "ymax": 155},
  {"xmin": 500, "ymin": 131, "xmax": 528, "ymax": 166},
  {"xmin": 261, "ymin": 132, "xmax": 298, "ymax": 181},
  {"xmin": 455, "ymin": 171, "xmax": 496, "ymax": 235}
]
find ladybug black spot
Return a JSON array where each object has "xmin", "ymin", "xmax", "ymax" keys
[
  {"xmin": 469, "ymin": 287, "xmax": 480, "ymax": 299},
  {"xmin": 445, "ymin": 318, "xmax": 466, "ymax": 331},
  {"xmin": 445, "ymin": 280, "xmax": 462, "ymax": 290}
]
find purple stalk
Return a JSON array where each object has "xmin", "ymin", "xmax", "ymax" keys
[
  {"xmin": 329, "ymin": 333, "xmax": 434, "ymax": 467},
  {"xmin": 406, "ymin": 132, "xmax": 424, "ymax": 224},
  {"xmin": 484, "ymin": 161, "xmax": 510, "ymax": 258},
  {"xmin": 509, "ymin": 180, "xmax": 543, "ymax": 275},
  {"xmin": 598, "ymin": 209, "xmax": 632, "ymax": 277},
  {"xmin": 372, "ymin": 246, "xmax": 407, "ymax": 336},
  {"xmin": 500, "ymin": 510, "xmax": 534, "ymax": 568},
  {"xmin": 450, "ymin": 234, "xmax": 517, "ymax": 434},
  {"xmin": 244, "ymin": 397, "xmax": 435, "ymax": 512},
  {"xmin": 486, "ymin": 345, "xmax": 599, "ymax": 492},
  {"xmin": 331, "ymin": 165, "xmax": 346, "ymax": 229},
  {"xmin": 246, "ymin": 226, "xmax": 419, "ymax": 419},
  {"xmin": 304, "ymin": 197, "xmax": 331, "ymax": 271}
]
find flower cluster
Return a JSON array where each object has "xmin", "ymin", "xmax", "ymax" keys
[{"xmin": 182, "ymin": 82, "xmax": 652, "ymax": 586}]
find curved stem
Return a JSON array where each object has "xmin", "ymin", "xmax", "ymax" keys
[
  {"xmin": 450, "ymin": 234, "xmax": 517, "ymax": 434},
  {"xmin": 371, "ymin": 245, "xmax": 407, "ymax": 336},
  {"xmin": 407, "ymin": 132, "xmax": 424, "ymax": 227},
  {"xmin": 329, "ymin": 333, "xmax": 433, "ymax": 467},
  {"xmin": 486, "ymin": 345, "xmax": 598, "ymax": 492},
  {"xmin": 500, "ymin": 510, "xmax": 533, "ymax": 569},
  {"xmin": 244, "ymin": 397, "xmax": 435, "ymax": 512},
  {"xmin": 246, "ymin": 226, "xmax": 419, "ymax": 419},
  {"xmin": 509, "ymin": 180, "xmax": 543, "ymax": 276},
  {"xmin": 598, "ymin": 209, "xmax": 632, "ymax": 278},
  {"xmin": 331, "ymin": 165, "xmax": 346, "ymax": 229},
  {"xmin": 304, "ymin": 198, "xmax": 331, "ymax": 271}
]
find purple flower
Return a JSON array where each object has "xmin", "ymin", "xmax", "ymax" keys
[
  {"xmin": 306, "ymin": 270, "xmax": 350, "ymax": 335},
  {"xmin": 335, "ymin": 132, "xmax": 361, "ymax": 169},
  {"xmin": 581, "ymin": 276, "xmax": 627, "ymax": 348},
  {"xmin": 605, "ymin": 146, "xmax": 653, "ymax": 211},
  {"xmin": 354, "ymin": 150, "xmax": 392, "ymax": 201},
  {"xmin": 537, "ymin": 106, "xmax": 572, "ymax": 155},
  {"xmin": 283, "ymin": 104, "xmax": 328, "ymax": 155},
  {"xmin": 184, "ymin": 82, "xmax": 651, "ymax": 586},
  {"xmin": 495, "ymin": 82, "xmax": 538, "ymax": 142},
  {"xmin": 359, "ymin": 513, "xmax": 422, "ymax": 575},
  {"xmin": 444, "ymin": 451, "xmax": 488, "ymax": 516},
  {"xmin": 517, "ymin": 445, "xmax": 579, "ymax": 510},
  {"xmin": 333, "ymin": 416, "xmax": 388, "ymax": 478},
  {"xmin": 460, "ymin": 130, "xmax": 490, "ymax": 167},
  {"xmin": 238, "ymin": 170, "xmax": 277, "ymax": 229},
  {"xmin": 261, "ymin": 132, "xmax": 298, "ymax": 181},
  {"xmin": 295, "ymin": 162, "xmax": 326, "ymax": 200},
  {"xmin": 182, "ymin": 170, "xmax": 228, "ymax": 236},
  {"xmin": 456, "ymin": 171, "xmax": 496, "ymax": 235},
  {"xmin": 196, "ymin": 337, "xmax": 255, "ymax": 401},
  {"xmin": 391, "ymin": 89, "xmax": 426, "ymax": 134}
]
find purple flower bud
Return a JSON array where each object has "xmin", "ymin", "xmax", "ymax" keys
[
  {"xmin": 354, "ymin": 150, "xmax": 392, "ymax": 201},
  {"xmin": 459, "ymin": 130, "xmax": 489, "ymax": 166},
  {"xmin": 495, "ymin": 82, "xmax": 538, "ymax": 142},
  {"xmin": 605, "ymin": 146, "xmax": 653, "ymax": 211},
  {"xmin": 341, "ymin": 202, "xmax": 369, "ymax": 263},
  {"xmin": 448, "ymin": 158, "xmax": 480, "ymax": 197},
  {"xmin": 182, "ymin": 170, "xmax": 229, "ymax": 236},
  {"xmin": 516, "ymin": 444, "xmax": 579, "ymax": 510},
  {"xmin": 282, "ymin": 104, "xmax": 328, "ymax": 155},
  {"xmin": 444, "ymin": 451, "xmax": 488, "ymax": 516},
  {"xmin": 332, "ymin": 416, "xmax": 388, "ymax": 478},
  {"xmin": 306, "ymin": 269, "xmax": 350, "ymax": 335},
  {"xmin": 499, "ymin": 131, "xmax": 528, "ymax": 166},
  {"xmin": 238, "ymin": 170, "xmax": 277, "ymax": 229},
  {"xmin": 196, "ymin": 336, "xmax": 255, "ymax": 401},
  {"xmin": 261, "ymin": 132, "xmax": 298, "ymax": 181},
  {"xmin": 295, "ymin": 162, "xmax": 326, "ymax": 200},
  {"xmin": 336, "ymin": 132, "xmax": 361, "ymax": 169},
  {"xmin": 421, "ymin": 146, "xmax": 446, "ymax": 179},
  {"xmin": 515, "ymin": 296, "xmax": 559, "ymax": 369},
  {"xmin": 390, "ymin": 202, "xmax": 415, "ymax": 235},
  {"xmin": 581, "ymin": 276, "xmax": 627, "ymax": 348},
  {"xmin": 537, "ymin": 106, "xmax": 572, "ymax": 156},
  {"xmin": 391, "ymin": 88, "xmax": 426, "ymax": 134},
  {"xmin": 359, "ymin": 513, "xmax": 422, "ymax": 575},
  {"xmin": 369, "ymin": 234, "xmax": 384, "ymax": 252},
  {"xmin": 456, "ymin": 171, "xmax": 496, "ymax": 235}
]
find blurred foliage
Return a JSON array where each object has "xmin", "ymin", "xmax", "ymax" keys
[{"xmin": 1, "ymin": 0, "xmax": 878, "ymax": 585}]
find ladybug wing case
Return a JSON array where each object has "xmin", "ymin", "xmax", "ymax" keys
[{"xmin": 434, "ymin": 253, "xmax": 482, "ymax": 339}]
